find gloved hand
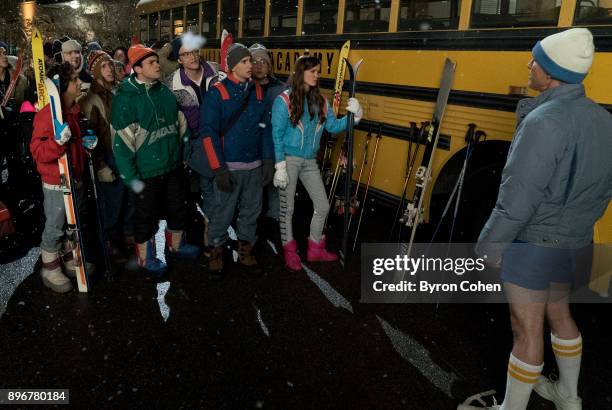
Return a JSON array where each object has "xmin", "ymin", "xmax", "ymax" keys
[
  {"xmin": 82, "ymin": 129, "xmax": 98, "ymax": 150},
  {"xmin": 130, "ymin": 179, "xmax": 145, "ymax": 194},
  {"xmin": 214, "ymin": 167, "xmax": 235, "ymax": 193},
  {"xmin": 53, "ymin": 118, "xmax": 72, "ymax": 145},
  {"xmin": 261, "ymin": 160, "xmax": 275, "ymax": 186},
  {"xmin": 97, "ymin": 165, "xmax": 116, "ymax": 183},
  {"xmin": 346, "ymin": 97, "xmax": 363, "ymax": 124},
  {"xmin": 273, "ymin": 161, "xmax": 289, "ymax": 189}
]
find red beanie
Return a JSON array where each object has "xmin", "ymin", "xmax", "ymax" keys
[{"xmin": 128, "ymin": 44, "xmax": 157, "ymax": 67}]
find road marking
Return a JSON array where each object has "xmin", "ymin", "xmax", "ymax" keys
[
  {"xmin": 253, "ymin": 303, "xmax": 270, "ymax": 337},
  {"xmin": 302, "ymin": 264, "xmax": 353, "ymax": 313},
  {"xmin": 377, "ymin": 315, "xmax": 459, "ymax": 398},
  {"xmin": 156, "ymin": 281, "xmax": 171, "ymax": 322}
]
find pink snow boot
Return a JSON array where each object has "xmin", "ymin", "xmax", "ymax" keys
[
  {"xmin": 282, "ymin": 240, "xmax": 302, "ymax": 271},
  {"xmin": 306, "ymin": 235, "xmax": 338, "ymax": 262}
]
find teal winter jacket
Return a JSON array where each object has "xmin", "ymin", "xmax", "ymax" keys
[{"xmin": 271, "ymin": 89, "xmax": 347, "ymax": 162}]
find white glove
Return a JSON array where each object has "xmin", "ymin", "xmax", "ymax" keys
[
  {"xmin": 346, "ymin": 97, "xmax": 363, "ymax": 124},
  {"xmin": 273, "ymin": 161, "xmax": 289, "ymax": 189},
  {"xmin": 130, "ymin": 179, "xmax": 145, "ymax": 194},
  {"xmin": 53, "ymin": 119, "xmax": 72, "ymax": 145},
  {"xmin": 97, "ymin": 166, "xmax": 116, "ymax": 183}
]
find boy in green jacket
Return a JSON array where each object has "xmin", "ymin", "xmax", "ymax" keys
[{"xmin": 111, "ymin": 44, "xmax": 200, "ymax": 276}]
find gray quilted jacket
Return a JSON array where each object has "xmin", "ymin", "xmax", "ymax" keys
[{"xmin": 478, "ymin": 83, "xmax": 612, "ymax": 250}]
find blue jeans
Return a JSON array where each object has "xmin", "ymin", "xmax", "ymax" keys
[{"xmin": 207, "ymin": 167, "xmax": 263, "ymax": 246}]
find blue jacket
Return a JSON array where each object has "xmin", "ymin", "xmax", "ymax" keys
[
  {"xmin": 192, "ymin": 74, "xmax": 273, "ymax": 174},
  {"xmin": 478, "ymin": 84, "xmax": 612, "ymax": 251},
  {"xmin": 271, "ymin": 89, "xmax": 347, "ymax": 162}
]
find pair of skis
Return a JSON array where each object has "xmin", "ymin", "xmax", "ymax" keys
[
  {"xmin": 399, "ymin": 58, "xmax": 456, "ymax": 257},
  {"xmin": 339, "ymin": 57, "xmax": 363, "ymax": 269}
]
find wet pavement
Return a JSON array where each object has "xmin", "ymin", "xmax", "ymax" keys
[{"xmin": 1, "ymin": 200, "xmax": 611, "ymax": 409}]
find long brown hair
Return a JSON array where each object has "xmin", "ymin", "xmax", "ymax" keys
[{"xmin": 288, "ymin": 56, "xmax": 326, "ymax": 127}]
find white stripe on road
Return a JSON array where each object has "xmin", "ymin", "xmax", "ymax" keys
[
  {"xmin": 253, "ymin": 303, "xmax": 270, "ymax": 337},
  {"xmin": 156, "ymin": 281, "xmax": 171, "ymax": 322},
  {"xmin": 377, "ymin": 315, "xmax": 458, "ymax": 398},
  {"xmin": 302, "ymin": 264, "xmax": 353, "ymax": 314}
]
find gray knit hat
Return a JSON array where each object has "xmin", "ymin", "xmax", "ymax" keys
[
  {"xmin": 227, "ymin": 43, "xmax": 251, "ymax": 70},
  {"xmin": 249, "ymin": 43, "xmax": 271, "ymax": 65}
]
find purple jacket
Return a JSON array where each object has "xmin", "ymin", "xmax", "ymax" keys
[{"xmin": 165, "ymin": 62, "xmax": 218, "ymax": 137}]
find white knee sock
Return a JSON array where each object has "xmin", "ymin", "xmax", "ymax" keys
[
  {"xmin": 551, "ymin": 333, "xmax": 582, "ymax": 399},
  {"xmin": 500, "ymin": 353, "xmax": 543, "ymax": 410}
]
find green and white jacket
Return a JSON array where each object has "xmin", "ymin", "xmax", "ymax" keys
[{"xmin": 111, "ymin": 74, "xmax": 189, "ymax": 186}]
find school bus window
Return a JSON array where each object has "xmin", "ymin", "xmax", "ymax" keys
[
  {"xmin": 149, "ymin": 12, "xmax": 159, "ymax": 42},
  {"xmin": 243, "ymin": 0, "xmax": 265, "ymax": 37},
  {"xmin": 270, "ymin": 0, "xmax": 298, "ymax": 36},
  {"xmin": 201, "ymin": 0, "xmax": 217, "ymax": 38},
  {"xmin": 222, "ymin": 0, "xmax": 240, "ymax": 34},
  {"xmin": 575, "ymin": 0, "xmax": 612, "ymax": 24},
  {"xmin": 398, "ymin": 0, "xmax": 460, "ymax": 31},
  {"xmin": 302, "ymin": 0, "xmax": 339, "ymax": 35},
  {"xmin": 160, "ymin": 9, "xmax": 171, "ymax": 41},
  {"xmin": 470, "ymin": 0, "xmax": 560, "ymax": 28},
  {"xmin": 344, "ymin": 0, "xmax": 392, "ymax": 33},
  {"xmin": 140, "ymin": 14, "xmax": 148, "ymax": 42},
  {"xmin": 172, "ymin": 7, "xmax": 184, "ymax": 36},
  {"xmin": 186, "ymin": 4, "xmax": 199, "ymax": 34}
]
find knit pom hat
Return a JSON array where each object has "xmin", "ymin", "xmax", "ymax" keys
[
  {"xmin": 128, "ymin": 44, "xmax": 157, "ymax": 67},
  {"xmin": 88, "ymin": 50, "xmax": 112, "ymax": 80},
  {"xmin": 0, "ymin": 41, "xmax": 8, "ymax": 52},
  {"xmin": 227, "ymin": 43, "xmax": 251, "ymax": 71},
  {"xmin": 532, "ymin": 28, "xmax": 594, "ymax": 84}
]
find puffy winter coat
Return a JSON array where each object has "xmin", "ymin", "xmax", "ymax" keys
[
  {"xmin": 271, "ymin": 89, "xmax": 347, "ymax": 162},
  {"xmin": 80, "ymin": 80, "xmax": 113, "ymax": 171},
  {"xmin": 30, "ymin": 104, "xmax": 87, "ymax": 185},
  {"xmin": 111, "ymin": 74, "xmax": 189, "ymax": 187},
  {"xmin": 191, "ymin": 74, "xmax": 273, "ymax": 175},
  {"xmin": 478, "ymin": 84, "xmax": 612, "ymax": 249},
  {"xmin": 164, "ymin": 62, "xmax": 218, "ymax": 136}
]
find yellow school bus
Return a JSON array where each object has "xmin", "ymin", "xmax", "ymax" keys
[{"xmin": 134, "ymin": 0, "xmax": 612, "ymax": 246}]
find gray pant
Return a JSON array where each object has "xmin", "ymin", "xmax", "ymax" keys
[
  {"xmin": 207, "ymin": 167, "xmax": 263, "ymax": 247},
  {"xmin": 279, "ymin": 157, "xmax": 329, "ymax": 244},
  {"xmin": 41, "ymin": 183, "xmax": 84, "ymax": 252},
  {"xmin": 199, "ymin": 175, "xmax": 215, "ymax": 220}
]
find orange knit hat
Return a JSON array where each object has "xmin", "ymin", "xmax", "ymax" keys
[{"xmin": 127, "ymin": 44, "xmax": 157, "ymax": 67}]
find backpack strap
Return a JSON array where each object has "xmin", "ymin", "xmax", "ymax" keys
[
  {"xmin": 255, "ymin": 82, "xmax": 264, "ymax": 101},
  {"xmin": 214, "ymin": 82, "xmax": 230, "ymax": 100},
  {"xmin": 279, "ymin": 90, "xmax": 291, "ymax": 115}
]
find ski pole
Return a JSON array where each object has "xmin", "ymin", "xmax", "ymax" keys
[
  {"xmin": 390, "ymin": 121, "xmax": 417, "ymax": 240},
  {"xmin": 86, "ymin": 151, "xmax": 113, "ymax": 280},
  {"xmin": 347, "ymin": 124, "xmax": 372, "ymax": 230},
  {"xmin": 353, "ymin": 123, "xmax": 382, "ymax": 252}
]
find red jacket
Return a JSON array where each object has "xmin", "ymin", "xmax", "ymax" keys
[{"xmin": 30, "ymin": 104, "xmax": 87, "ymax": 185}]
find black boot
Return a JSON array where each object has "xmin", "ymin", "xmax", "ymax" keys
[{"xmin": 237, "ymin": 240, "xmax": 263, "ymax": 275}]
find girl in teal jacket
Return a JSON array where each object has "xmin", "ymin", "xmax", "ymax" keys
[{"xmin": 271, "ymin": 55, "xmax": 362, "ymax": 271}]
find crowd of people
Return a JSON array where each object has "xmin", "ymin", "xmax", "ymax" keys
[
  {"xmin": 2, "ymin": 26, "xmax": 612, "ymax": 410},
  {"xmin": 0, "ymin": 32, "xmax": 363, "ymax": 293}
]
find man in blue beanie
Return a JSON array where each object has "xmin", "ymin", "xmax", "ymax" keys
[{"xmin": 461, "ymin": 28, "xmax": 612, "ymax": 410}]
